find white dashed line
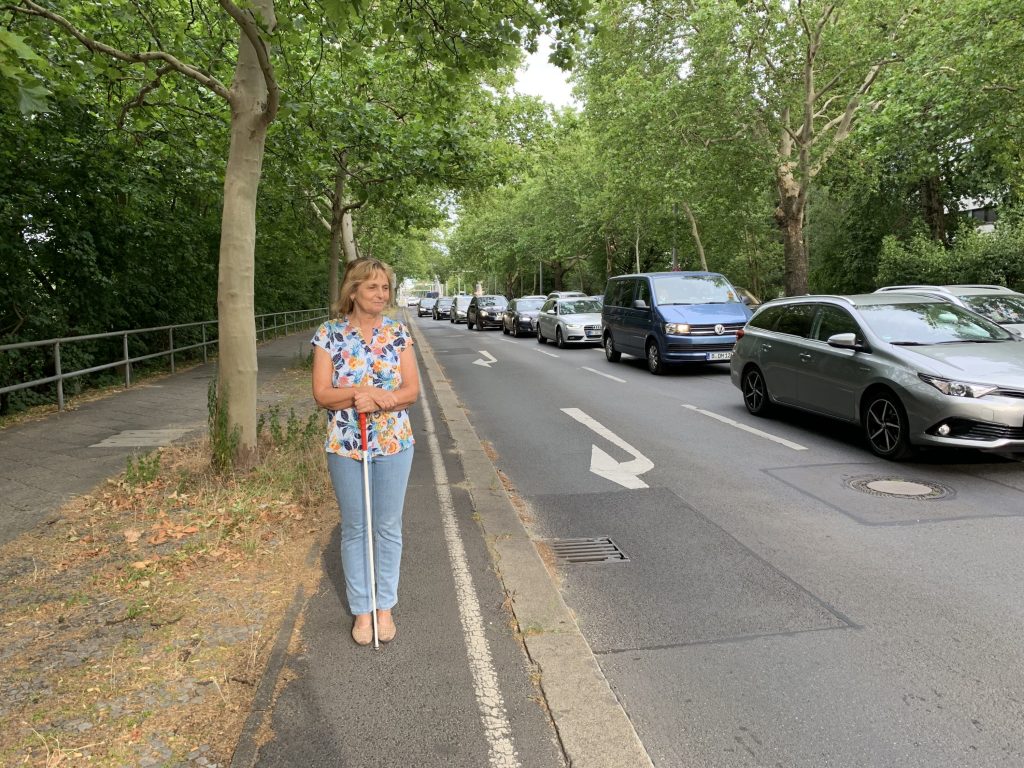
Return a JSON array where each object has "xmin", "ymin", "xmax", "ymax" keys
[
  {"xmin": 533, "ymin": 348, "xmax": 559, "ymax": 358},
  {"xmin": 682, "ymin": 404, "xmax": 808, "ymax": 451},
  {"xmin": 581, "ymin": 366, "xmax": 626, "ymax": 383}
]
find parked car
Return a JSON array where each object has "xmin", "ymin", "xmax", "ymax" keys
[
  {"xmin": 433, "ymin": 297, "xmax": 454, "ymax": 320},
  {"xmin": 875, "ymin": 285, "xmax": 1024, "ymax": 335},
  {"xmin": 417, "ymin": 297, "xmax": 437, "ymax": 317},
  {"xmin": 546, "ymin": 290, "xmax": 587, "ymax": 300},
  {"xmin": 537, "ymin": 297, "xmax": 604, "ymax": 348},
  {"xmin": 406, "ymin": 296, "xmax": 420, "ymax": 307},
  {"xmin": 602, "ymin": 272, "xmax": 753, "ymax": 374},
  {"xmin": 466, "ymin": 295, "xmax": 508, "ymax": 330},
  {"xmin": 502, "ymin": 296, "xmax": 547, "ymax": 336},
  {"xmin": 731, "ymin": 293, "xmax": 1024, "ymax": 459},
  {"xmin": 734, "ymin": 286, "xmax": 762, "ymax": 308},
  {"xmin": 588, "ymin": 295, "xmax": 605, "ymax": 306},
  {"xmin": 449, "ymin": 295, "xmax": 472, "ymax": 324}
]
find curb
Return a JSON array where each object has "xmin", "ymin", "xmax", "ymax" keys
[{"xmin": 413, "ymin": 321, "xmax": 654, "ymax": 768}]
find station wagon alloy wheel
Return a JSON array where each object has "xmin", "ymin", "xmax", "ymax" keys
[
  {"xmin": 742, "ymin": 367, "xmax": 771, "ymax": 416},
  {"xmin": 864, "ymin": 392, "xmax": 913, "ymax": 460}
]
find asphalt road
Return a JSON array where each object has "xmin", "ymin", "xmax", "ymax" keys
[{"xmin": 414, "ymin": 314, "xmax": 1024, "ymax": 768}]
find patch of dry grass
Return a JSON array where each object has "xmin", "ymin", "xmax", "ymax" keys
[{"xmin": 0, "ymin": 369, "xmax": 335, "ymax": 767}]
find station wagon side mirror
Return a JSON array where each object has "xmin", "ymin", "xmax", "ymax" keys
[
  {"xmin": 632, "ymin": 299, "xmax": 649, "ymax": 310},
  {"xmin": 827, "ymin": 332, "xmax": 867, "ymax": 351}
]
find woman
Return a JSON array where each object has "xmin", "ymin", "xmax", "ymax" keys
[{"xmin": 311, "ymin": 258, "xmax": 419, "ymax": 645}]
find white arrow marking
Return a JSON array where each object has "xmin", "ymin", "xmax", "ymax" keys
[
  {"xmin": 473, "ymin": 350, "xmax": 498, "ymax": 368},
  {"xmin": 561, "ymin": 407, "xmax": 653, "ymax": 489}
]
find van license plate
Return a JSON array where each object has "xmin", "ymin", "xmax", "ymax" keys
[{"xmin": 707, "ymin": 351, "xmax": 732, "ymax": 361}]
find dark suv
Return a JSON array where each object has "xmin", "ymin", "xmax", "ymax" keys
[{"xmin": 466, "ymin": 295, "xmax": 508, "ymax": 330}]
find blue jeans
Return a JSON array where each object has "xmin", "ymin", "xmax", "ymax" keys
[{"xmin": 327, "ymin": 447, "xmax": 414, "ymax": 616}]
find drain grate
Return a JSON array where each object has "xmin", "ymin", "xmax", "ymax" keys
[{"xmin": 546, "ymin": 537, "xmax": 629, "ymax": 564}]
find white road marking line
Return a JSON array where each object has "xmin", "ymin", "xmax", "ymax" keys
[
  {"xmin": 682, "ymin": 404, "xmax": 809, "ymax": 451},
  {"xmin": 533, "ymin": 348, "xmax": 559, "ymax": 358},
  {"xmin": 419, "ymin": 373, "xmax": 521, "ymax": 767},
  {"xmin": 581, "ymin": 366, "xmax": 626, "ymax": 383},
  {"xmin": 498, "ymin": 338, "xmax": 518, "ymax": 344}
]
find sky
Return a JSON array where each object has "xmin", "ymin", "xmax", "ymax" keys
[{"xmin": 512, "ymin": 35, "xmax": 578, "ymax": 109}]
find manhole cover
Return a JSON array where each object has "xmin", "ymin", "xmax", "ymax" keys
[
  {"xmin": 545, "ymin": 537, "xmax": 629, "ymax": 564},
  {"xmin": 847, "ymin": 475, "xmax": 953, "ymax": 500}
]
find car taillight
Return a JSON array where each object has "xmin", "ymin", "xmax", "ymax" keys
[{"xmin": 736, "ymin": 328, "xmax": 745, "ymax": 339}]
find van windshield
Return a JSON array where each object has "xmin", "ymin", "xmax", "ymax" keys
[{"xmin": 653, "ymin": 275, "xmax": 740, "ymax": 305}]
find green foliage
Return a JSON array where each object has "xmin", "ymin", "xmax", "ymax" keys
[
  {"xmin": 125, "ymin": 452, "xmax": 161, "ymax": 487},
  {"xmin": 208, "ymin": 377, "xmax": 240, "ymax": 473}
]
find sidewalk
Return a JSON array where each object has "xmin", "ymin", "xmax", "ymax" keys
[
  {"xmin": 0, "ymin": 331, "xmax": 311, "ymax": 547},
  {"xmin": 0, "ymin": 323, "xmax": 652, "ymax": 768}
]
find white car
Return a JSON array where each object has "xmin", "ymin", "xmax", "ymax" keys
[
  {"xmin": 537, "ymin": 298, "xmax": 603, "ymax": 348},
  {"xmin": 875, "ymin": 285, "xmax": 1024, "ymax": 336}
]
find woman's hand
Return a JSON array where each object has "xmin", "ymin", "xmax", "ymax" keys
[
  {"xmin": 352, "ymin": 389, "xmax": 378, "ymax": 414},
  {"xmin": 371, "ymin": 389, "xmax": 399, "ymax": 410}
]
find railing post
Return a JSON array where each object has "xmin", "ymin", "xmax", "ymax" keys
[
  {"xmin": 55, "ymin": 341, "xmax": 64, "ymax": 411},
  {"xmin": 202, "ymin": 324, "xmax": 208, "ymax": 363},
  {"xmin": 169, "ymin": 327, "xmax": 175, "ymax": 373},
  {"xmin": 123, "ymin": 333, "xmax": 131, "ymax": 387},
  {"xmin": 273, "ymin": 313, "xmax": 277, "ymax": 337}
]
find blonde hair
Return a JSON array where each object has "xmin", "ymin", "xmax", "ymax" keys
[{"xmin": 337, "ymin": 258, "xmax": 397, "ymax": 317}]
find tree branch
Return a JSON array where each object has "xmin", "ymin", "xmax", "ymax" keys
[
  {"xmin": 118, "ymin": 63, "xmax": 173, "ymax": 128},
  {"xmin": 9, "ymin": 0, "xmax": 232, "ymax": 101},
  {"xmin": 216, "ymin": 0, "xmax": 279, "ymax": 123}
]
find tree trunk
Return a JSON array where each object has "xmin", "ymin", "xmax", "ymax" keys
[
  {"xmin": 327, "ymin": 161, "xmax": 346, "ymax": 318},
  {"xmin": 341, "ymin": 210, "xmax": 358, "ymax": 262},
  {"xmin": 922, "ymin": 175, "xmax": 948, "ymax": 246},
  {"xmin": 681, "ymin": 202, "xmax": 708, "ymax": 271},
  {"xmin": 216, "ymin": 0, "xmax": 274, "ymax": 470},
  {"xmin": 775, "ymin": 163, "xmax": 809, "ymax": 296}
]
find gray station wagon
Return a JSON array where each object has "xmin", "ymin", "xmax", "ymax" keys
[{"xmin": 730, "ymin": 293, "xmax": 1024, "ymax": 459}]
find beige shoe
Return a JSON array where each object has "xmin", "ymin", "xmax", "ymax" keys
[
  {"xmin": 377, "ymin": 611, "xmax": 396, "ymax": 643},
  {"xmin": 351, "ymin": 618, "xmax": 372, "ymax": 646}
]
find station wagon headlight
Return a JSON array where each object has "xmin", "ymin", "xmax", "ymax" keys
[
  {"xmin": 566, "ymin": 323, "xmax": 584, "ymax": 330},
  {"xmin": 919, "ymin": 373, "xmax": 998, "ymax": 398},
  {"xmin": 665, "ymin": 323, "xmax": 691, "ymax": 335}
]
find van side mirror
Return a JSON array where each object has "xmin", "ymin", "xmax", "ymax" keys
[{"xmin": 632, "ymin": 299, "xmax": 649, "ymax": 310}]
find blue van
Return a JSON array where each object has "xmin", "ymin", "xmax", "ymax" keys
[{"xmin": 602, "ymin": 272, "xmax": 753, "ymax": 374}]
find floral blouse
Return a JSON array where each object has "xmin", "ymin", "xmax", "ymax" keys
[{"xmin": 311, "ymin": 316, "xmax": 415, "ymax": 459}]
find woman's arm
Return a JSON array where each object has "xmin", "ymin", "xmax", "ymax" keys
[
  {"xmin": 311, "ymin": 347, "xmax": 368, "ymax": 410},
  {"xmin": 353, "ymin": 345, "xmax": 420, "ymax": 413}
]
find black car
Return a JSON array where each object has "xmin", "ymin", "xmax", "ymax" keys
[
  {"xmin": 433, "ymin": 297, "xmax": 454, "ymax": 320},
  {"xmin": 502, "ymin": 296, "xmax": 547, "ymax": 336},
  {"xmin": 417, "ymin": 297, "xmax": 437, "ymax": 317},
  {"xmin": 466, "ymin": 295, "xmax": 508, "ymax": 330}
]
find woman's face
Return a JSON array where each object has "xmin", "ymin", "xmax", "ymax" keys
[{"xmin": 352, "ymin": 269, "xmax": 390, "ymax": 315}]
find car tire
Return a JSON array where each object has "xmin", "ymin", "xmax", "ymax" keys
[
  {"xmin": 512, "ymin": 321, "xmax": 520, "ymax": 337},
  {"xmin": 556, "ymin": 327, "xmax": 566, "ymax": 349},
  {"xmin": 741, "ymin": 366, "xmax": 773, "ymax": 416},
  {"xmin": 503, "ymin": 322, "xmax": 509, "ymax": 335},
  {"xmin": 604, "ymin": 334, "xmax": 621, "ymax": 362},
  {"xmin": 863, "ymin": 390, "xmax": 915, "ymax": 461},
  {"xmin": 646, "ymin": 341, "xmax": 664, "ymax": 375},
  {"xmin": 467, "ymin": 319, "xmax": 474, "ymax": 330},
  {"xmin": 537, "ymin": 326, "xmax": 546, "ymax": 344}
]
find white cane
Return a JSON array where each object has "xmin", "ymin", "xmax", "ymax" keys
[{"xmin": 359, "ymin": 412, "xmax": 380, "ymax": 649}]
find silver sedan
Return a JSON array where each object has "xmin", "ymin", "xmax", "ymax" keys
[
  {"xmin": 730, "ymin": 293, "xmax": 1024, "ymax": 459},
  {"xmin": 537, "ymin": 298, "xmax": 604, "ymax": 348}
]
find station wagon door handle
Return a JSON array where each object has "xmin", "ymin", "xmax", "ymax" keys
[
  {"xmin": 799, "ymin": 352, "xmax": 813, "ymax": 362},
  {"xmin": 760, "ymin": 343, "xmax": 772, "ymax": 352}
]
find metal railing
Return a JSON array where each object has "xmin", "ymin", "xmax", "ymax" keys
[{"xmin": 0, "ymin": 308, "xmax": 328, "ymax": 411}]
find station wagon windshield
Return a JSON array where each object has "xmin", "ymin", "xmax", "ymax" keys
[
  {"xmin": 961, "ymin": 295, "xmax": 1024, "ymax": 325},
  {"xmin": 860, "ymin": 303, "xmax": 1013, "ymax": 344},
  {"xmin": 654, "ymin": 275, "xmax": 741, "ymax": 305},
  {"xmin": 560, "ymin": 300, "xmax": 602, "ymax": 313},
  {"xmin": 517, "ymin": 299, "xmax": 544, "ymax": 311}
]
